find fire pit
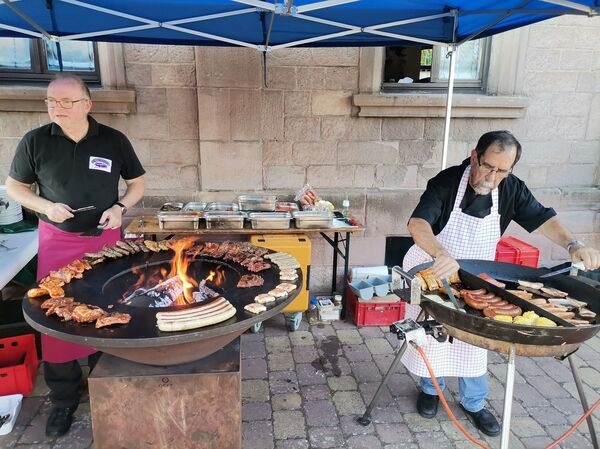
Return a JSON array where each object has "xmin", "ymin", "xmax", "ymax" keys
[{"xmin": 22, "ymin": 238, "xmax": 301, "ymax": 365}]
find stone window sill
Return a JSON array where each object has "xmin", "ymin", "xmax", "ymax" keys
[
  {"xmin": 0, "ymin": 87, "xmax": 136, "ymax": 114},
  {"xmin": 353, "ymin": 93, "xmax": 528, "ymax": 118}
]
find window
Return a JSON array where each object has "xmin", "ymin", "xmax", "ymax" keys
[
  {"xmin": 382, "ymin": 39, "xmax": 490, "ymax": 92},
  {"xmin": 0, "ymin": 37, "xmax": 100, "ymax": 84}
]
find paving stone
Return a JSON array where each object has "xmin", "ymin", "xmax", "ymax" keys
[
  {"xmin": 275, "ymin": 438, "xmax": 310, "ymax": 449},
  {"xmin": 340, "ymin": 414, "xmax": 375, "ymax": 436},
  {"xmin": 301, "ymin": 384, "xmax": 332, "ymax": 401},
  {"xmin": 344, "ymin": 344, "xmax": 374, "ymax": 362},
  {"xmin": 273, "ymin": 410, "xmax": 306, "ymax": 439},
  {"xmin": 351, "ymin": 361, "xmax": 383, "ymax": 382},
  {"xmin": 526, "ymin": 405, "xmax": 570, "ymax": 426},
  {"xmin": 358, "ymin": 382, "xmax": 395, "ymax": 408},
  {"xmin": 328, "ymin": 375, "xmax": 358, "ymax": 391},
  {"xmin": 268, "ymin": 352, "xmax": 296, "ymax": 371},
  {"xmin": 269, "ymin": 370, "xmax": 300, "ymax": 394},
  {"xmin": 295, "ymin": 363, "xmax": 328, "ymax": 386},
  {"xmin": 412, "ymin": 430, "xmax": 454, "ymax": 449},
  {"xmin": 513, "ymin": 383, "xmax": 551, "ymax": 407},
  {"xmin": 243, "ymin": 379, "xmax": 271, "ymax": 401},
  {"xmin": 509, "ymin": 416, "xmax": 547, "ymax": 437},
  {"xmin": 369, "ymin": 405, "xmax": 403, "ymax": 424},
  {"xmin": 401, "ymin": 413, "xmax": 442, "ymax": 432},
  {"xmin": 374, "ymin": 422, "xmax": 415, "ymax": 445},
  {"xmin": 289, "ymin": 330, "xmax": 315, "ymax": 347},
  {"xmin": 346, "ymin": 434, "xmax": 383, "ymax": 448},
  {"xmin": 307, "ymin": 426, "xmax": 346, "ymax": 448},
  {"xmin": 242, "ymin": 339, "xmax": 267, "ymax": 359},
  {"xmin": 243, "ymin": 420, "xmax": 275, "ymax": 449},
  {"xmin": 332, "ymin": 390, "xmax": 365, "ymax": 415},
  {"xmin": 272, "ymin": 393, "xmax": 302, "ymax": 411},
  {"xmin": 266, "ymin": 336, "xmax": 292, "ymax": 353},
  {"xmin": 372, "ymin": 353, "xmax": 396, "ymax": 374},
  {"xmin": 365, "ymin": 338, "xmax": 394, "ymax": 355},
  {"xmin": 292, "ymin": 346, "xmax": 319, "ymax": 363},
  {"xmin": 243, "ymin": 401, "xmax": 272, "ymax": 421},
  {"xmin": 242, "ymin": 357, "xmax": 269, "ymax": 379},
  {"xmin": 357, "ymin": 327, "xmax": 385, "ymax": 338},
  {"xmin": 337, "ymin": 329, "xmax": 364, "ymax": 345},
  {"xmin": 304, "ymin": 399, "xmax": 339, "ymax": 426}
]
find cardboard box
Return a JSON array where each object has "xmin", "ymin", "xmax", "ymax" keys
[{"xmin": 315, "ymin": 296, "xmax": 341, "ymax": 321}]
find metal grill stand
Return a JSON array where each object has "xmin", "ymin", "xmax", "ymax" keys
[{"xmin": 358, "ymin": 319, "xmax": 599, "ymax": 449}]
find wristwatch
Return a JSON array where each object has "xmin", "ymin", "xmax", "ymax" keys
[
  {"xmin": 566, "ymin": 240, "xmax": 585, "ymax": 253},
  {"xmin": 114, "ymin": 201, "xmax": 128, "ymax": 215}
]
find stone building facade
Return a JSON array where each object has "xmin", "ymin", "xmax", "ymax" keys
[{"xmin": 1, "ymin": 15, "xmax": 598, "ymax": 293}]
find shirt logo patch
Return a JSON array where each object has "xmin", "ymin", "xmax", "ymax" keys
[{"xmin": 89, "ymin": 156, "xmax": 112, "ymax": 173}]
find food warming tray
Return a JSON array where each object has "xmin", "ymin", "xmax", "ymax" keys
[
  {"xmin": 237, "ymin": 195, "xmax": 277, "ymax": 212},
  {"xmin": 204, "ymin": 211, "xmax": 246, "ymax": 229},
  {"xmin": 292, "ymin": 210, "xmax": 333, "ymax": 229},
  {"xmin": 182, "ymin": 202, "xmax": 206, "ymax": 212},
  {"xmin": 248, "ymin": 212, "xmax": 292, "ymax": 230},
  {"xmin": 205, "ymin": 202, "xmax": 239, "ymax": 212},
  {"xmin": 157, "ymin": 212, "xmax": 201, "ymax": 230},
  {"xmin": 159, "ymin": 202, "xmax": 183, "ymax": 212}
]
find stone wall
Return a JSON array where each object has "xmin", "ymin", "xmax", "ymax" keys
[{"xmin": 0, "ymin": 15, "xmax": 598, "ymax": 293}]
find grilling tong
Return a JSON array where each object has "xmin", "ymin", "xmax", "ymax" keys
[{"xmin": 539, "ymin": 261, "xmax": 585, "ymax": 278}]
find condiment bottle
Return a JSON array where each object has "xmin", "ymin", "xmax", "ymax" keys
[{"xmin": 342, "ymin": 193, "xmax": 350, "ymax": 218}]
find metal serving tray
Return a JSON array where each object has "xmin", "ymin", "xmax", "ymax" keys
[
  {"xmin": 182, "ymin": 202, "xmax": 206, "ymax": 212},
  {"xmin": 237, "ymin": 195, "xmax": 277, "ymax": 212},
  {"xmin": 159, "ymin": 202, "xmax": 183, "ymax": 212},
  {"xmin": 205, "ymin": 202, "xmax": 239, "ymax": 212},
  {"xmin": 204, "ymin": 211, "xmax": 246, "ymax": 229},
  {"xmin": 157, "ymin": 212, "xmax": 201, "ymax": 230},
  {"xmin": 292, "ymin": 211, "xmax": 334, "ymax": 229},
  {"xmin": 248, "ymin": 212, "xmax": 292, "ymax": 230}
]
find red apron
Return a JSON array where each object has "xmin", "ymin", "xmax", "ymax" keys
[{"xmin": 37, "ymin": 220, "xmax": 121, "ymax": 363}]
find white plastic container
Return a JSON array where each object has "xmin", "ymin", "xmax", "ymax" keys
[{"xmin": 0, "ymin": 393, "xmax": 23, "ymax": 435}]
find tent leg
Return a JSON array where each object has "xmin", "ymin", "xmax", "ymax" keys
[{"xmin": 441, "ymin": 44, "xmax": 457, "ymax": 170}]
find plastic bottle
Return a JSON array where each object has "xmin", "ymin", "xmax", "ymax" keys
[
  {"xmin": 334, "ymin": 294, "xmax": 342, "ymax": 308},
  {"xmin": 342, "ymin": 193, "xmax": 350, "ymax": 218}
]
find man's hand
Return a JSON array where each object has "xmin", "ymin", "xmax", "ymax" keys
[
  {"xmin": 570, "ymin": 246, "xmax": 600, "ymax": 271},
  {"xmin": 44, "ymin": 203, "xmax": 74, "ymax": 223},
  {"xmin": 431, "ymin": 251, "xmax": 460, "ymax": 280},
  {"xmin": 100, "ymin": 205, "xmax": 124, "ymax": 230}
]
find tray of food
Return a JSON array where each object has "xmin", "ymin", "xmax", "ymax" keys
[
  {"xmin": 157, "ymin": 212, "xmax": 201, "ymax": 230},
  {"xmin": 248, "ymin": 212, "xmax": 292, "ymax": 230},
  {"xmin": 275, "ymin": 201, "xmax": 299, "ymax": 212},
  {"xmin": 237, "ymin": 195, "xmax": 277, "ymax": 212},
  {"xmin": 204, "ymin": 211, "xmax": 246, "ymax": 229},
  {"xmin": 292, "ymin": 210, "xmax": 333, "ymax": 229},
  {"xmin": 159, "ymin": 202, "xmax": 183, "ymax": 212},
  {"xmin": 205, "ymin": 202, "xmax": 239, "ymax": 212}
]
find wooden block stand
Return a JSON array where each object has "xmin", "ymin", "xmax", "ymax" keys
[{"xmin": 88, "ymin": 338, "xmax": 241, "ymax": 449}]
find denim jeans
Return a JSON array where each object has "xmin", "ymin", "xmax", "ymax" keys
[{"xmin": 420, "ymin": 374, "xmax": 488, "ymax": 412}]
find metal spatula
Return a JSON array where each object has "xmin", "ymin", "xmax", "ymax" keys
[{"xmin": 80, "ymin": 220, "xmax": 108, "ymax": 237}]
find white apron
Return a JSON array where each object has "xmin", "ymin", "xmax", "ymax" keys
[{"xmin": 401, "ymin": 165, "xmax": 501, "ymax": 377}]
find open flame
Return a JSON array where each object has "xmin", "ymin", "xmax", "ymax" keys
[{"xmin": 124, "ymin": 237, "xmax": 225, "ymax": 306}]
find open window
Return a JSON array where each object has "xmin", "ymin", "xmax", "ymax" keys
[{"xmin": 382, "ymin": 39, "xmax": 490, "ymax": 92}]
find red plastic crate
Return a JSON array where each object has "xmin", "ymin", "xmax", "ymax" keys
[
  {"xmin": 0, "ymin": 334, "xmax": 39, "ymax": 396},
  {"xmin": 346, "ymin": 281, "xmax": 405, "ymax": 327},
  {"xmin": 495, "ymin": 236, "xmax": 540, "ymax": 268}
]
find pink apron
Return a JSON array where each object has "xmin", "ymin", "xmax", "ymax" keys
[
  {"xmin": 37, "ymin": 220, "xmax": 121, "ymax": 363},
  {"xmin": 401, "ymin": 165, "xmax": 501, "ymax": 377}
]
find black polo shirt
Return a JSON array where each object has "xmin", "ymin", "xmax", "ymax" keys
[
  {"xmin": 411, "ymin": 158, "xmax": 556, "ymax": 235},
  {"xmin": 9, "ymin": 117, "xmax": 145, "ymax": 232}
]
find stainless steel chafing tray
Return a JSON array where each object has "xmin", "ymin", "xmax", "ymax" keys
[
  {"xmin": 292, "ymin": 210, "xmax": 334, "ymax": 229},
  {"xmin": 237, "ymin": 195, "xmax": 277, "ymax": 212},
  {"xmin": 159, "ymin": 202, "xmax": 183, "ymax": 212},
  {"xmin": 157, "ymin": 212, "xmax": 201, "ymax": 230},
  {"xmin": 204, "ymin": 211, "xmax": 246, "ymax": 229},
  {"xmin": 248, "ymin": 212, "xmax": 292, "ymax": 230},
  {"xmin": 182, "ymin": 202, "xmax": 206, "ymax": 212},
  {"xmin": 205, "ymin": 202, "xmax": 239, "ymax": 212}
]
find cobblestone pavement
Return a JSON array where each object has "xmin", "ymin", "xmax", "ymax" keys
[{"xmin": 2, "ymin": 314, "xmax": 599, "ymax": 449}]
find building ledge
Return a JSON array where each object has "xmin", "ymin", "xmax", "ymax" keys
[
  {"xmin": 353, "ymin": 93, "xmax": 529, "ymax": 118},
  {"xmin": 0, "ymin": 87, "xmax": 136, "ymax": 114}
]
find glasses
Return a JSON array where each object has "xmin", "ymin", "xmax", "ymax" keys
[
  {"xmin": 477, "ymin": 155, "xmax": 513, "ymax": 177},
  {"xmin": 44, "ymin": 98, "xmax": 88, "ymax": 109}
]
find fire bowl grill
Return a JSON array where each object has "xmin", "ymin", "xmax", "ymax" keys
[
  {"xmin": 400, "ymin": 260, "xmax": 600, "ymax": 357},
  {"xmin": 23, "ymin": 248, "xmax": 301, "ymax": 365}
]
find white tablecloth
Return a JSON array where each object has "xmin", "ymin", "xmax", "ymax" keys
[{"xmin": 0, "ymin": 230, "xmax": 38, "ymax": 289}]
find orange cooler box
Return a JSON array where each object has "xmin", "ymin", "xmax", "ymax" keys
[
  {"xmin": 495, "ymin": 236, "xmax": 540, "ymax": 268},
  {"xmin": 250, "ymin": 234, "xmax": 311, "ymax": 313}
]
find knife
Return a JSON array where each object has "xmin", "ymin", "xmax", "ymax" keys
[
  {"xmin": 539, "ymin": 261, "xmax": 585, "ymax": 278},
  {"xmin": 72, "ymin": 205, "xmax": 96, "ymax": 213},
  {"xmin": 441, "ymin": 278, "xmax": 461, "ymax": 311}
]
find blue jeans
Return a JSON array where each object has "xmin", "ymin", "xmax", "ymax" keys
[{"xmin": 420, "ymin": 374, "xmax": 488, "ymax": 412}]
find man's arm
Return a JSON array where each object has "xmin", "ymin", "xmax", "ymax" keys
[
  {"xmin": 5, "ymin": 176, "xmax": 74, "ymax": 223},
  {"xmin": 537, "ymin": 217, "xmax": 600, "ymax": 271},
  {"xmin": 407, "ymin": 217, "xmax": 459, "ymax": 279},
  {"xmin": 101, "ymin": 175, "xmax": 146, "ymax": 229}
]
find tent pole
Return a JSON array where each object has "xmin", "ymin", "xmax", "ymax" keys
[{"xmin": 441, "ymin": 44, "xmax": 457, "ymax": 171}]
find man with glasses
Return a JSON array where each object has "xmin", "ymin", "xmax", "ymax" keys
[
  {"xmin": 400, "ymin": 130, "xmax": 600, "ymax": 436},
  {"xmin": 6, "ymin": 74, "xmax": 145, "ymax": 438}
]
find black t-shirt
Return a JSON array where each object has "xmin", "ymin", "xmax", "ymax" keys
[
  {"xmin": 411, "ymin": 159, "xmax": 556, "ymax": 235},
  {"xmin": 9, "ymin": 117, "xmax": 145, "ymax": 232}
]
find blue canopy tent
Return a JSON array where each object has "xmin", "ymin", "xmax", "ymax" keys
[{"xmin": 1, "ymin": 0, "xmax": 599, "ymax": 168}]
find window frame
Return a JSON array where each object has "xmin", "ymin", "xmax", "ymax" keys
[{"xmin": 0, "ymin": 38, "xmax": 101, "ymax": 85}]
